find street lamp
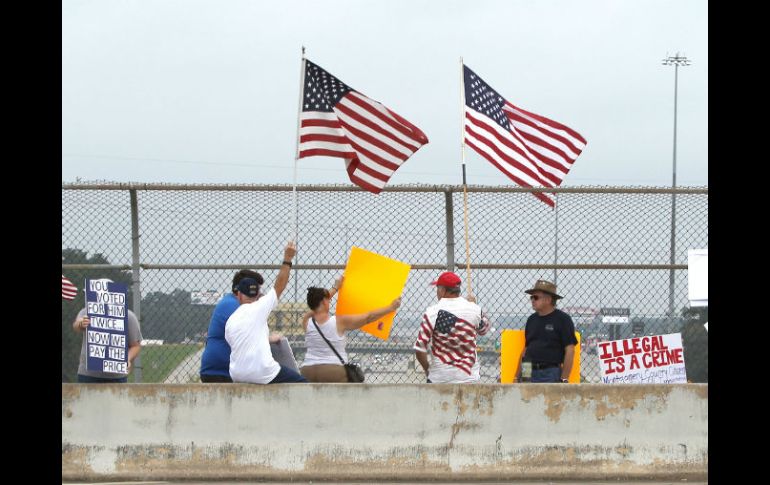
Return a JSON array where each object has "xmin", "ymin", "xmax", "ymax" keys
[{"xmin": 661, "ymin": 53, "xmax": 691, "ymax": 321}]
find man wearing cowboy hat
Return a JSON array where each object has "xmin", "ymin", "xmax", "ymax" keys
[{"xmin": 517, "ymin": 279, "xmax": 578, "ymax": 383}]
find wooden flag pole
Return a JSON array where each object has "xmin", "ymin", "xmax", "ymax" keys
[
  {"xmin": 293, "ymin": 46, "xmax": 307, "ymax": 242},
  {"xmin": 459, "ymin": 57, "xmax": 473, "ymax": 297}
]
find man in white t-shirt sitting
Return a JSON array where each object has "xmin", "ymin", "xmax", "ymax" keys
[
  {"xmin": 414, "ymin": 271, "xmax": 490, "ymax": 383},
  {"xmin": 225, "ymin": 240, "xmax": 307, "ymax": 384}
]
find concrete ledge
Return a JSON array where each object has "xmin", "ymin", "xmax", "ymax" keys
[{"xmin": 62, "ymin": 383, "xmax": 707, "ymax": 481}]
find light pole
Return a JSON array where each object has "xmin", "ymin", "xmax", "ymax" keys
[{"xmin": 662, "ymin": 53, "xmax": 691, "ymax": 321}]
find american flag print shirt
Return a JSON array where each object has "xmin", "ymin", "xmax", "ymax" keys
[{"xmin": 414, "ymin": 297, "xmax": 490, "ymax": 377}]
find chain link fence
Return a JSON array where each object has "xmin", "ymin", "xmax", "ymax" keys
[{"xmin": 62, "ymin": 183, "xmax": 708, "ymax": 384}]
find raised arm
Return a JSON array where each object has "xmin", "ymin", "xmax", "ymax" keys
[
  {"xmin": 273, "ymin": 240, "xmax": 297, "ymax": 299},
  {"xmin": 301, "ymin": 310, "xmax": 314, "ymax": 331},
  {"xmin": 337, "ymin": 297, "xmax": 402, "ymax": 332},
  {"xmin": 329, "ymin": 275, "xmax": 344, "ymax": 299}
]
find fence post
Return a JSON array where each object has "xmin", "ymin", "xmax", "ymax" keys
[
  {"xmin": 444, "ymin": 189, "xmax": 454, "ymax": 271},
  {"xmin": 668, "ymin": 193, "xmax": 677, "ymax": 320},
  {"xmin": 130, "ymin": 189, "xmax": 143, "ymax": 383},
  {"xmin": 553, "ymin": 193, "xmax": 559, "ymax": 285}
]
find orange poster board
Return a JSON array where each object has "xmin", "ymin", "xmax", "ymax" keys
[
  {"xmin": 500, "ymin": 329, "xmax": 581, "ymax": 383},
  {"xmin": 335, "ymin": 247, "xmax": 410, "ymax": 340}
]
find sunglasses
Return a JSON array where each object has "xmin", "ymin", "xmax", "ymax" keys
[{"xmin": 529, "ymin": 294, "xmax": 542, "ymax": 301}]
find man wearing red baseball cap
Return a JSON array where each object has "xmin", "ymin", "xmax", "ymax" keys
[{"xmin": 413, "ymin": 271, "xmax": 490, "ymax": 383}]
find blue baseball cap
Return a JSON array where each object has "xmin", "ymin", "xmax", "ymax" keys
[{"xmin": 236, "ymin": 278, "xmax": 260, "ymax": 297}]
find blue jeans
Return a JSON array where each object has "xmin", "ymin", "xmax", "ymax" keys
[
  {"xmin": 77, "ymin": 374, "xmax": 128, "ymax": 383},
  {"xmin": 531, "ymin": 366, "xmax": 561, "ymax": 383},
  {"xmin": 269, "ymin": 365, "xmax": 308, "ymax": 383}
]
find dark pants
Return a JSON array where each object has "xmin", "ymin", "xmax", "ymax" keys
[
  {"xmin": 531, "ymin": 366, "xmax": 561, "ymax": 383},
  {"xmin": 269, "ymin": 365, "xmax": 308, "ymax": 383},
  {"xmin": 77, "ymin": 374, "xmax": 128, "ymax": 383},
  {"xmin": 200, "ymin": 374, "xmax": 233, "ymax": 383}
]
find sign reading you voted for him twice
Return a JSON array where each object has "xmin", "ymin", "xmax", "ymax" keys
[{"xmin": 85, "ymin": 279, "xmax": 129, "ymax": 374}]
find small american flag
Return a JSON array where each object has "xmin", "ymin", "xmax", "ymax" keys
[
  {"xmin": 463, "ymin": 65, "xmax": 587, "ymax": 207},
  {"xmin": 62, "ymin": 275, "xmax": 77, "ymax": 301},
  {"xmin": 434, "ymin": 309, "xmax": 458, "ymax": 334},
  {"xmin": 298, "ymin": 59, "xmax": 429, "ymax": 194},
  {"xmin": 415, "ymin": 309, "xmax": 489, "ymax": 375}
]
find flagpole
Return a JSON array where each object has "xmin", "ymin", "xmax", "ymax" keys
[
  {"xmin": 292, "ymin": 47, "xmax": 306, "ymax": 321},
  {"xmin": 459, "ymin": 57, "xmax": 473, "ymax": 297},
  {"xmin": 293, "ymin": 46, "xmax": 307, "ymax": 242}
]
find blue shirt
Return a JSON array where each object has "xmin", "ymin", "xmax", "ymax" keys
[{"xmin": 200, "ymin": 293, "xmax": 239, "ymax": 377}]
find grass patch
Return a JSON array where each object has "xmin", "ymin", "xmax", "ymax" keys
[{"xmin": 137, "ymin": 344, "xmax": 202, "ymax": 383}]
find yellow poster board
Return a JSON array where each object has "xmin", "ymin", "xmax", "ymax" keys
[
  {"xmin": 335, "ymin": 247, "xmax": 410, "ymax": 340},
  {"xmin": 500, "ymin": 329, "xmax": 581, "ymax": 383}
]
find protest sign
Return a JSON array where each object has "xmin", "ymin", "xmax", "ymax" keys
[
  {"xmin": 500, "ymin": 329, "xmax": 581, "ymax": 383},
  {"xmin": 598, "ymin": 333, "xmax": 687, "ymax": 384},
  {"xmin": 336, "ymin": 247, "xmax": 410, "ymax": 340},
  {"xmin": 85, "ymin": 279, "xmax": 129, "ymax": 374}
]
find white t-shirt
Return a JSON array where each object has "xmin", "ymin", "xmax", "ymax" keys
[
  {"xmin": 414, "ymin": 297, "xmax": 490, "ymax": 384},
  {"xmin": 225, "ymin": 288, "xmax": 281, "ymax": 384}
]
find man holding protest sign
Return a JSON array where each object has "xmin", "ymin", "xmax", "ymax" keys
[
  {"xmin": 517, "ymin": 279, "xmax": 577, "ymax": 383},
  {"xmin": 73, "ymin": 311, "xmax": 142, "ymax": 383}
]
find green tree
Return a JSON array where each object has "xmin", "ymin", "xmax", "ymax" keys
[
  {"xmin": 61, "ymin": 248, "xmax": 133, "ymax": 382},
  {"xmin": 140, "ymin": 289, "xmax": 213, "ymax": 343}
]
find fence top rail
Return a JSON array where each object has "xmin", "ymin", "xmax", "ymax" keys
[
  {"xmin": 62, "ymin": 263, "xmax": 689, "ymax": 271},
  {"xmin": 61, "ymin": 182, "xmax": 708, "ymax": 195}
]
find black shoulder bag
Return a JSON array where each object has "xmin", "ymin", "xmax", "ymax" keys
[{"xmin": 312, "ymin": 318, "xmax": 365, "ymax": 383}]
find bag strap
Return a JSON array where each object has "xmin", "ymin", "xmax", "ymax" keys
[{"xmin": 312, "ymin": 317, "xmax": 347, "ymax": 365}]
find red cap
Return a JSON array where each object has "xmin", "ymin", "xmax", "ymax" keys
[{"xmin": 430, "ymin": 271, "xmax": 461, "ymax": 287}]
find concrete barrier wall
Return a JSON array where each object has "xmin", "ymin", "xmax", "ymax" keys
[{"xmin": 62, "ymin": 383, "xmax": 707, "ymax": 481}]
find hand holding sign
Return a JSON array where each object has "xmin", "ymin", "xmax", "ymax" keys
[{"xmin": 336, "ymin": 247, "xmax": 410, "ymax": 340}]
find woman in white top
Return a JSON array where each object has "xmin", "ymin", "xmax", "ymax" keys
[{"xmin": 300, "ymin": 276, "xmax": 401, "ymax": 382}]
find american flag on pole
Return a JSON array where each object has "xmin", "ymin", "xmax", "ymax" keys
[
  {"xmin": 298, "ymin": 59, "xmax": 429, "ymax": 194},
  {"xmin": 414, "ymin": 309, "xmax": 490, "ymax": 375},
  {"xmin": 463, "ymin": 65, "xmax": 587, "ymax": 207},
  {"xmin": 62, "ymin": 274, "xmax": 77, "ymax": 300}
]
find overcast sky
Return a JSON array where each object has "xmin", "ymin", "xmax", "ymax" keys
[{"xmin": 62, "ymin": 0, "xmax": 708, "ymax": 187}]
